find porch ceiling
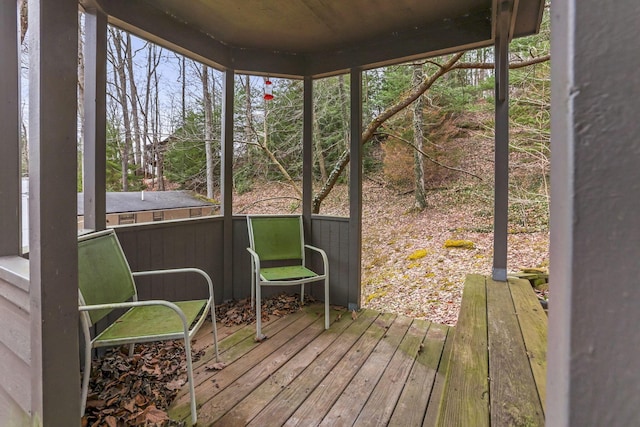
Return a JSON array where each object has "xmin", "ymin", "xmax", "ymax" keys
[{"xmin": 83, "ymin": 0, "xmax": 544, "ymax": 77}]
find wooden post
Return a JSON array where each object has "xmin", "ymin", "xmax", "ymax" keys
[
  {"xmin": 492, "ymin": 2, "xmax": 511, "ymax": 282},
  {"xmin": 548, "ymin": 0, "xmax": 640, "ymax": 425},
  {"xmin": 0, "ymin": 0, "xmax": 21, "ymax": 256},
  {"xmin": 302, "ymin": 76, "xmax": 313, "ymax": 237},
  {"xmin": 28, "ymin": 0, "xmax": 80, "ymax": 423},
  {"xmin": 348, "ymin": 68, "xmax": 363, "ymax": 310},
  {"xmin": 83, "ymin": 8, "xmax": 107, "ymax": 231},
  {"xmin": 221, "ymin": 69, "xmax": 235, "ymax": 301}
]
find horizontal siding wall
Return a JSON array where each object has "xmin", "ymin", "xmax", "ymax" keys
[
  {"xmin": 115, "ymin": 215, "xmax": 353, "ymax": 309},
  {"xmin": 0, "ymin": 257, "xmax": 31, "ymax": 422}
]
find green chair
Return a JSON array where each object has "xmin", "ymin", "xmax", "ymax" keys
[
  {"xmin": 246, "ymin": 215, "xmax": 329, "ymax": 340},
  {"xmin": 78, "ymin": 229, "xmax": 219, "ymax": 426}
]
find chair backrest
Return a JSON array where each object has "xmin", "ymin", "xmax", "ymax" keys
[
  {"xmin": 247, "ymin": 215, "xmax": 305, "ymax": 262},
  {"xmin": 78, "ymin": 229, "xmax": 137, "ymax": 325}
]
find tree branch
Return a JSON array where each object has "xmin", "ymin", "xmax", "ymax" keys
[
  {"xmin": 450, "ymin": 54, "xmax": 550, "ymax": 70},
  {"xmin": 237, "ymin": 197, "xmax": 301, "ymax": 214}
]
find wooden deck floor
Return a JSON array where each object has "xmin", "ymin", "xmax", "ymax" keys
[{"xmin": 168, "ymin": 305, "xmax": 453, "ymax": 426}]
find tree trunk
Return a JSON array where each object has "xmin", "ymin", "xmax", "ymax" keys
[
  {"xmin": 181, "ymin": 56, "xmax": 186, "ymax": 123},
  {"xmin": 313, "ymin": 116, "xmax": 328, "ymax": 182},
  {"xmin": 77, "ymin": 13, "xmax": 85, "ymax": 188},
  {"xmin": 153, "ymin": 46, "xmax": 164, "ymax": 190},
  {"xmin": 202, "ymin": 64, "xmax": 215, "ymax": 199},
  {"xmin": 125, "ymin": 33, "xmax": 142, "ymax": 171},
  {"xmin": 109, "ymin": 28, "xmax": 132, "ymax": 191},
  {"xmin": 412, "ymin": 63, "xmax": 427, "ymax": 210},
  {"xmin": 244, "ymin": 75, "xmax": 253, "ymax": 163},
  {"xmin": 338, "ymin": 75, "xmax": 350, "ymax": 152}
]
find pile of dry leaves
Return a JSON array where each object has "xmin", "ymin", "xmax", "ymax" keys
[
  {"xmin": 215, "ymin": 293, "xmax": 313, "ymax": 327},
  {"xmin": 81, "ymin": 340, "xmax": 200, "ymax": 427},
  {"xmin": 82, "ymin": 293, "xmax": 307, "ymax": 427}
]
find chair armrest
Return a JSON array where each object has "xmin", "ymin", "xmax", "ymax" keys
[
  {"xmin": 246, "ymin": 247, "xmax": 262, "ymax": 271},
  {"xmin": 131, "ymin": 268, "xmax": 214, "ymax": 299},
  {"xmin": 304, "ymin": 244, "xmax": 329, "ymax": 274}
]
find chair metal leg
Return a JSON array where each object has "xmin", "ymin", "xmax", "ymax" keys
[
  {"xmin": 250, "ymin": 258, "xmax": 255, "ymax": 309},
  {"xmin": 324, "ymin": 277, "xmax": 330, "ymax": 330},
  {"xmin": 256, "ymin": 282, "xmax": 265, "ymax": 340},
  {"xmin": 184, "ymin": 337, "xmax": 198, "ymax": 425},
  {"xmin": 80, "ymin": 315, "xmax": 93, "ymax": 417},
  {"xmin": 80, "ymin": 341, "xmax": 92, "ymax": 416},
  {"xmin": 300, "ymin": 284, "xmax": 305, "ymax": 304},
  {"xmin": 210, "ymin": 300, "xmax": 219, "ymax": 362}
]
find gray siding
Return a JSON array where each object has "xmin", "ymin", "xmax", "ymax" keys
[
  {"xmin": 0, "ymin": 258, "xmax": 31, "ymax": 421},
  {"xmin": 115, "ymin": 217, "xmax": 225, "ymax": 304},
  {"xmin": 311, "ymin": 216, "xmax": 350, "ymax": 305},
  {"xmin": 115, "ymin": 215, "xmax": 353, "ymax": 307}
]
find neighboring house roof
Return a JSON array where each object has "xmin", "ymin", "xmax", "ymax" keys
[{"xmin": 77, "ymin": 191, "xmax": 216, "ymax": 215}]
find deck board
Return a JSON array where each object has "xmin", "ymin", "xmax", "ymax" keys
[
  {"xmin": 509, "ymin": 277, "xmax": 548, "ymax": 412},
  {"xmin": 422, "ymin": 325, "xmax": 454, "ymax": 427},
  {"xmin": 389, "ymin": 322, "xmax": 449, "ymax": 427},
  {"xmin": 436, "ymin": 274, "xmax": 490, "ymax": 427},
  {"xmin": 486, "ymin": 278, "xmax": 545, "ymax": 426},
  {"xmin": 353, "ymin": 319, "xmax": 430, "ymax": 427},
  {"xmin": 169, "ymin": 306, "xmax": 453, "ymax": 426}
]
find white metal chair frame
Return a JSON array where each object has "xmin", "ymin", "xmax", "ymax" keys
[
  {"xmin": 78, "ymin": 229, "xmax": 219, "ymax": 426},
  {"xmin": 246, "ymin": 215, "xmax": 330, "ymax": 341}
]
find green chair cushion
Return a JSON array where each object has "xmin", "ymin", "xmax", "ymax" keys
[
  {"xmin": 94, "ymin": 300, "xmax": 207, "ymax": 344},
  {"xmin": 261, "ymin": 265, "xmax": 318, "ymax": 281}
]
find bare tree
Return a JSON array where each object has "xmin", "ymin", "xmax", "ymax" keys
[
  {"xmin": 137, "ymin": 42, "xmax": 163, "ymax": 189},
  {"xmin": 201, "ymin": 64, "xmax": 215, "ymax": 199},
  {"xmin": 412, "ymin": 62, "xmax": 427, "ymax": 210},
  {"xmin": 125, "ymin": 33, "xmax": 142, "ymax": 172},
  {"xmin": 151, "ymin": 45, "xmax": 164, "ymax": 190},
  {"xmin": 107, "ymin": 27, "xmax": 132, "ymax": 191}
]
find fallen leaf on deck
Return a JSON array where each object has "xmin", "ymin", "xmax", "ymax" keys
[
  {"xmin": 166, "ymin": 378, "xmax": 185, "ymax": 391},
  {"xmin": 205, "ymin": 362, "xmax": 227, "ymax": 371},
  {"xmin": 351, "ymin": 310, "xmax": 358, "ymax": 320},
  {"xmin": 144, "ymin": 405, "xmax": 170, "ymax": 424}
]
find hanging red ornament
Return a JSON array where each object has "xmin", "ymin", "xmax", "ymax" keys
[{"xmin": 263, "ymin": 78, "xmax": 274, "ymax": 101}]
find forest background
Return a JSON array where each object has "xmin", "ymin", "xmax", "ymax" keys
[{"xmin": 17, "ymin": 3, "xmax": 550, "ymax": 325}]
